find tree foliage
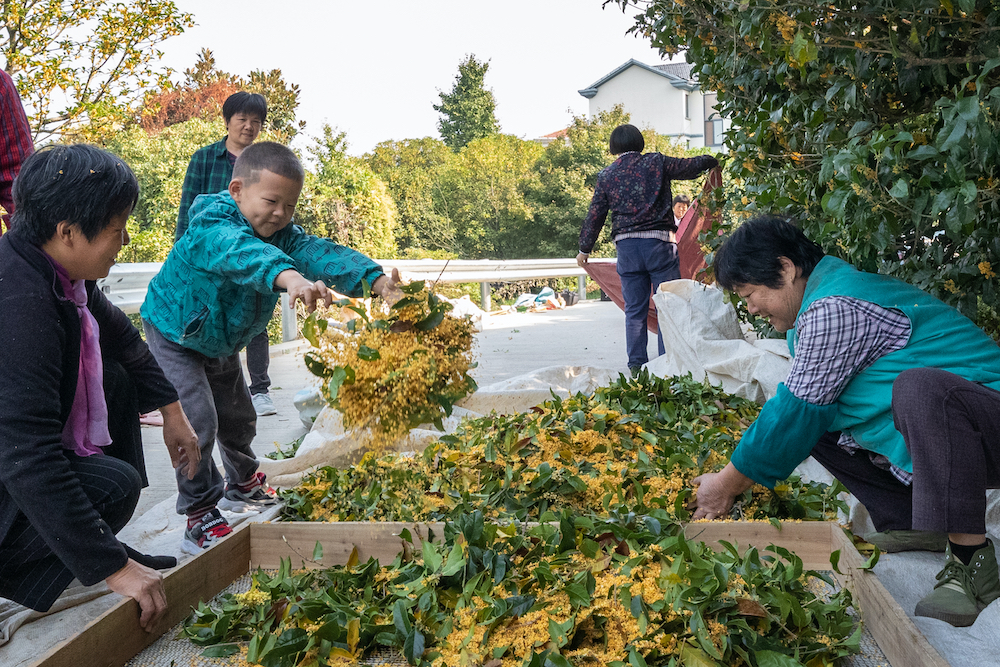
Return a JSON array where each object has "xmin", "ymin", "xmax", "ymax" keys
[
  {"xmin": 433, "ymin": 54, "xmax": 501, "ymax": 151},
  {"xmin": 1, "ymin": 0, "xmax": 193, "ymax": 141},
  {"xmin": 613, "ymin": 0, "xmax": 1000, "ymax": 320},
  {"xmin": 103, "ymin": 118, "xmax": 223, "ymax": 263},
  {"xmin": 296, "ymin": 125, "xmax": 397, "ymax": 259},
  {"xmin": 365, "ymin": 137, "xmax": 456, "ymax": 253},
  {"xmin": 437, "ymin": 134, "xmax": 543, "ymax": 259},
  {"xmin": 138, "ymin": 48, "xmax": 305, "ymax": 142}
]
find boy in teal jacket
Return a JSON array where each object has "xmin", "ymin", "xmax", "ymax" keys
[{"xmin": 141, "ymin": 142, "xmax": 398, "ymax": 554}]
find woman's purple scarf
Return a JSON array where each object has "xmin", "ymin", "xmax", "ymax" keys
[{"xmin": 48, "ymin": 256, "xmax": 112, "ymax": 456}]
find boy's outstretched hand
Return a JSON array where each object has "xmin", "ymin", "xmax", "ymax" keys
[
  {"xmin": 373, "ymin": 267, "xmax": 403, "ymax": 306},
  {"xmin": 276, "ymin": 269, "xmax": 333, "ymax": 313}
]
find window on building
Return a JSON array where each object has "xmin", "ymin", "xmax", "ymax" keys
[
  {"xmin": 684, "ymin": 93, "xmax": 690, "ymax": 120},
  {"xmin": 703, "ymin": 92, "xmax": 724, "ymax": 147}
]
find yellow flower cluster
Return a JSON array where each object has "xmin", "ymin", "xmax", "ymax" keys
[
  {"xmin": 980, "ymin": 261, "xmax": 996, "ymax": 279},
  {"xmin": 308, "ymin": 288, "xmax": 476, "ymax": 451}
]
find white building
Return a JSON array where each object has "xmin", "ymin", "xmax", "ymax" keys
[{"xmin": 578, "ymin": 59, "xmax": 727, "ymax": 150}]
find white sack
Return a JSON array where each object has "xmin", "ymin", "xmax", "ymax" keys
[{"xmin": 645, "ymin": 280, "xmax": 792, "ymax": 403}]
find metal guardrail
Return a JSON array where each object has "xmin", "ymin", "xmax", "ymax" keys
[{"xmin": 97, "ymin": 258, "xmax": 615, "ymax": 341}]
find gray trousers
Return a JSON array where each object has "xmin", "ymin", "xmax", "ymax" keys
[
  {"xmin": 811, "ymin": 368, "xmax": 1000, "ymax": 535},
  {"xmin": 246, "ymin": 329, "xmax": 271, "ymax": 396},
  {"xmin": 143, "ymin": 322, "xmax": 258, "ymax": 516}
]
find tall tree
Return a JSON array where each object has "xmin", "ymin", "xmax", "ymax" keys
[
  {"xmin": 1, "ymin": 0, "xmax": 193, "ymax": 141},
  {"xmin": 434, "ymin": 54, "xmax": 501, "ymax": 151},
  {"xmin": 613, "ymin": 0, "xmax": 1000, "ymax": 323}
]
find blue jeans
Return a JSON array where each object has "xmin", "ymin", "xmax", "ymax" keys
[{"xmin": 615, "ymin": 238, "xmax": 680, "ymax": 368}]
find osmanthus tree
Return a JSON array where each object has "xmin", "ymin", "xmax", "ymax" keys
[
  {"xmin": 610, "ymin": 0, "xmax": 1000, "ymax": 326},
  {"xmin": 1, "ymin": 0, "xmax": 193, "ymax": 141}
]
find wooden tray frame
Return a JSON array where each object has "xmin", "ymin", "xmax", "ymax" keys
[{"xmin": 32, "ymin": 521, "xmax": 948, "ymax": 667}]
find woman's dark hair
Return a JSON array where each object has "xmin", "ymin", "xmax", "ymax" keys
[
  {"xmin": 609, "ymin": 124, "xmax": 644, "ymax": 155},
  {"xmin": 715, "ymin": 215, "xmax": 825, "ymax": 290},
  {"xmin": 233, "ymin": 141, "xmax": 304, "ymax": 185},
  {"xmin": 10, "ymin": 144, "xmax": 139, "ymax": 246},
  {"xmin": 222, "ymin": 91, "xmax": 268, "ymax": 124}
]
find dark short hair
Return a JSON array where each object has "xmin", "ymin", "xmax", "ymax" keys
[
  {"xmin": 10, "ymin": 144, "xmax": 139, "ymax": 246},
  {"xmin": 715, "ymin": 215, "xmax": 825, "ymax": 290},
  {"xmin": 609, "ymin": 124, "xmax": 644, "ymax": 155},
  {"xmin": 673, "ymin": 195, "xmax": 691, "ymax": 205},
  {"xmin": 232, "ymin": 141, "xmax": 304, "ymax": 186},
  {"xmin": 222, "ymin": 92, "xmax": 268, "ymax": 124}
]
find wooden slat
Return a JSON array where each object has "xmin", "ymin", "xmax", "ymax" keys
[
  {"xmin": 34, "ymin": 524, "xmax": 252, "ymax": 667},
  {"xmin": 684, "ymin": 520, "xmax": 835, "ymax": 570},
  {"xmin": 249, "ymin": 522, "xmax": 446, "ymax": 569},
  {"xmin": 831, "ymin": 526, "xmax": 949, "ymax": 667}
]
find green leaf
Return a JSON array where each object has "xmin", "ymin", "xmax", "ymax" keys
[
  {"xmin": 301, "ymin": 312, "xmax": 328, "ymax": 348},
  {"xmin": 938, "ymin": 117, "xmax": 968, "ymax": 152},
  {"xmin": 441, "ymin": 542, "xmax": 465, "ymax": 576},
  {"xmin": 677, "ymin": 644, "xmax": 719, "ymax": 666},
  {"xmin": 544, "ymin": 655, "xmax": 574, "ymax": 667},
  {"xmin": 957, "ymin": 95, "xmax": 980, "ymax": 122},
  {"xmin": 959, "ymin": 180, "xmax": 978, "ymax": 204},
  {"xmin": 400, "ymin": 280, "xmax": 426, "ymax": 294},
  {"xmin": 312, "ymin": 541, "xmax": 323, "ymax": 561},
  {"xmin": 390, "ymin": 295, "xmax": 422, "ymax": 310},
  {"xmin": 861, "ymin": 545, "xmax": 881, "ymax": 571},
  {"xmin": 393, "ymin": 600, "xmax": 412, "ymax": 638},
  {"xmin": 829, "ymin": 549, "xmax": 844, "ymax": 575},
  {"xmin": 848, "ymin": 120, "xmax": 873, "ymax": 138},
  {"xmin": 357, "ymin": 345, "xmax": 381, "ymax": 361},
  {"xmin": 790, "ymin": 30, "xmax": 818, "ymax": 66},
  {"xmin": 547, "ymin": 617, "xmax": 574, "ymax": 648},
  {"xmin": 888, "ymin": 179, "xmax": 909, "ymax": 199},
  {"xmin": 422, "ymin": 539, "xmax": 443, "ymax": 573},
  {"xmin": 755, "ymin": 650, "xmax": 807, "ymax": 667},
  {"xmin": 415, "ymin": 308, "xmax": 447, "ymax": 332},
  {"xmin": 327, "ymin": 365, "xmax": 356, "ymax": 402},
  {"xmin": 303, "ymin": 353, "xmax": 332, "ymax": 379},
  {"xmin": 200, "ymin": 644, "xmax": 240, "ymax": 658},
  {"xmin": 403, "ymin": 628, "xmax": 425, "ymax": 664},
  {"xmin": 906, "ymin": 144, "xmax": 939, "ymax": 160}
]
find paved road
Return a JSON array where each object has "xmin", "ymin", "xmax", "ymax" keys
[{"xmin": 128, "ymin": 299, "xmax": 653, "ymax": 522}]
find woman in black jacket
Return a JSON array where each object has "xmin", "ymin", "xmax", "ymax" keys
[{"xmin": 0, "ymin": 145, "xmax": 199, "ymax": 631}]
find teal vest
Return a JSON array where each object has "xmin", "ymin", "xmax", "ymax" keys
[{"xmin": 790, "ymin": 256, "xmax": 1000, "ymax": 471}]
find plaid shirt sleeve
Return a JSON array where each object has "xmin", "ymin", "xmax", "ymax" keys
[
  {"xmin": 0, "ymin": 71, "xmax": 34, "ymax": 231},
  {"xmin": 785, "ymin": 295, "xmax": 911, "ymax": 405},
  {"xmin": 176, "ymin": 138, "xmax": 233, "ymax": 240}
]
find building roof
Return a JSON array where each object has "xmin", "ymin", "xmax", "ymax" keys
[
  {"xmin": 652, "ymin": 62, "xmax": 694, "ymax": 79},
  {"xmin": 578, "ymin": 59, "xmax": 699, "ymax": 99}
]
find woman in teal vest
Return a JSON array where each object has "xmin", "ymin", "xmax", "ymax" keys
[{"xmin": 690, "ymin": 215, "xmax": 1000, "ymax": 627}]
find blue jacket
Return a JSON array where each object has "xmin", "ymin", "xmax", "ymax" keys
[
  {"xmin": 732, "ymin": 256, "xmax": 1000, "ymax": 487},
  {"xmin": 142, "ymin": 192, "xmax": 384, "ymax": 358}
]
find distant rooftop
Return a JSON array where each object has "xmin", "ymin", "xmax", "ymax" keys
[
  {"xmin": 579, "ymin": 59, "xmax": 699, "ymax": 99},
  {"xmin": 652, "ymin": 62, "xmax": 694, "ymax": 79}
]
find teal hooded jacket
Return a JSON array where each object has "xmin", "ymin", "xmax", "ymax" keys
[
  {"xmin": 141, "ymin": 191, "xmax": 384, "ymax": 358},
  {"xmin": 731, "ymin": 256, "xmax": 1000, "ymax": 487}
]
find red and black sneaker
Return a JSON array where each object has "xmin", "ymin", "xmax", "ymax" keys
[
  {"xmin": 181, "ymin": 508, "xmax": 233, "ymax": 554},
  {"xmin": 217, "ymin": 472, "xmax": 279, "ymax": 513}
]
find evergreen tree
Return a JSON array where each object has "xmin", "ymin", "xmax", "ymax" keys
[{"xmin": 434, "ymin": 55, "xmax": 501, "ymax": 151}]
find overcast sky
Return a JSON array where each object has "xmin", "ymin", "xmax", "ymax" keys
[{"xmin": 156, "ymin": 0, "xmax": 675, "ymax": 155}]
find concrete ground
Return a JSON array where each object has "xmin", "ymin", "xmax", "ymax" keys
[{"xmin": 127, "ymin": 299, "xmax": 652, "ymax": 523}]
